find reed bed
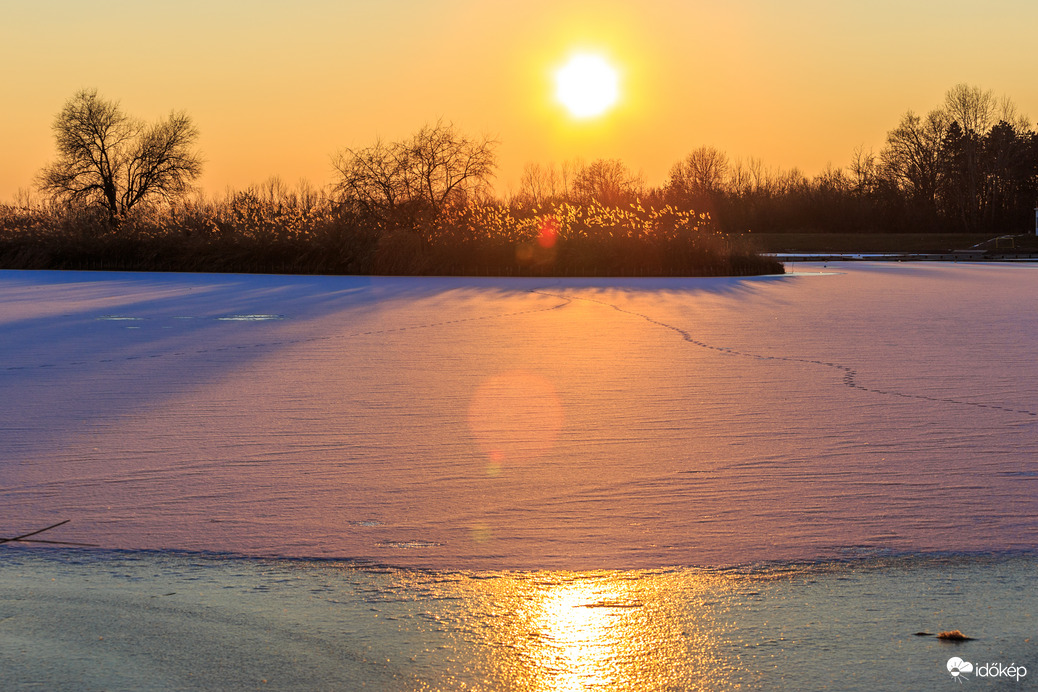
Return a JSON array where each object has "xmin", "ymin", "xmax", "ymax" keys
[{"xmin": 0, "ymin": 193, "xmax": 782, "ymax": 277}]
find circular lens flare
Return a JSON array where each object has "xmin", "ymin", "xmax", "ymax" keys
[
  {"xmin": 555, "ymin": 54, "xmax": 619, "ymax": 118},
  {"xmin": 537, "ymin": 216, "xmax": 559, "ymax": 248}
]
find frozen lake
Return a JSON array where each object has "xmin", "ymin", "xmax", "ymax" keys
[
  {"xmin": 1, "ymin": 264, "xmax": 1036, "ymax": 690},
  {"xmin": 1, "ymin": 264, "xmax": 1036, "ymax": 568}
]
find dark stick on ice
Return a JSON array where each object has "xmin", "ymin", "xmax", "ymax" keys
[
  {"xmin": 0, "ymin": 519, "xmax": 80, "ymax": 545},
  {"xmin": 7, "ymin": 538, "xmax": 99, "ymax": 547}
]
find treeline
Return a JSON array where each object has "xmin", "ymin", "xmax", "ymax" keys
[
  {"xmin": 3, "ymin": 83, "xmax": 1034, "ymax": 277},
  {"xmin": 0, "ymin": 91, "xmax": 780, "ymax": 276},
  {"xmin": 515, "ymin": 84, "xmax": 1038, "ymax": 235}
]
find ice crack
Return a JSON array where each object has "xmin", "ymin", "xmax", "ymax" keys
[{"xmin": 534, "ymin": 290, "xmax": 1037, "ymax": 419}]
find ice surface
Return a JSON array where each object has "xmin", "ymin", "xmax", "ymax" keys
[
  {"xmin": 2, "ymin": 549, "xmax": 1034, "ymax": 691},
  {"xmin": 1, "ymin": 265, "xmax": 1036, "ymax": 569}
]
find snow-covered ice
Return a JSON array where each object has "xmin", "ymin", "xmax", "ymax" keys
[{"xmin": 1, "ymin": 264, "xmax": 1036, "ymax": 568}]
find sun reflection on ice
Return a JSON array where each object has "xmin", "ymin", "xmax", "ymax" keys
[
  {"xmin": 463, "ymin": 571, "xmax": 731, "ymax": 691},
  {"xmin": 528, "ymin": 579, "xmax": 641, "ymax": 690}
]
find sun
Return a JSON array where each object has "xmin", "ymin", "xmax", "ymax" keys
[{"xmin": 554, "ymin": 53, "xmax": 619, "ymax": 119}]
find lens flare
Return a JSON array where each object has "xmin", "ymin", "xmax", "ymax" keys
[{"xmin": 537, "ymin": 216, "xmax": 559, "ymax": 248}]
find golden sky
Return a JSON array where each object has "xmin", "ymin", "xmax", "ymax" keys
[{"xmin": 3, "ymin": 0, "xmax": 1036, "ymax": 201}]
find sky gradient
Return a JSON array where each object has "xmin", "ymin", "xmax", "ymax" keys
[{"xmin": 3, "ymin": 0, "xmax": 1037, "ymax": 201}]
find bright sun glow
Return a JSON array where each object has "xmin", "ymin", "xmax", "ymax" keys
[{"xmin": 555, "ymin": 53, "xmax": 619, "ymax": 119}]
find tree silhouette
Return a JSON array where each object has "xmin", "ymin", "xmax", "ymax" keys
[
  {"xmin": 667, "ymin": 146, "xmax": 730, "ymax": 204},
  {"xmin": 982, "ymin": 120, "xmax": 1031, "ymax": 229},
  {"xmin": 38, "ymin": 89, "xmax": 202, "ymax": 224},
  {"xmin": 516, "ymin": 161, "xmax": 571, "ymax": 205},
  {"xmin": 879, "ymin": 109, "xmax": 949, "ymax": 213},
  {"xmin": 332, "ymin": 120, "xmax": 497, "ymax": 223},
  {"xmin": 570, "ymin": 158, "xmax": 642, "ymax": 206}
]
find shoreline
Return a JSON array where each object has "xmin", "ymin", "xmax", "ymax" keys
[
  {"xmin": 4, "ymin": 541, "xmax": 1037, "ymax": 574},
  {"xmin": 770, "ymin": 252, "xmax": 1038, "ymax": 262}
]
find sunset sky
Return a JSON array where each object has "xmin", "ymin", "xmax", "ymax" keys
[{"xmin": 3, "ymin": 0, "xmax": 1036, "ymax": 202}]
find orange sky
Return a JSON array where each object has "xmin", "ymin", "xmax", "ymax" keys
[{"xmin": 3, "ymin": 0, "xmax": 1037, "ymax": 202}]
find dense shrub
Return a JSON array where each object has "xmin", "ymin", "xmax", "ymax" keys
[{"xmin": 0, "ymin": 193, "xmax": 782, "ymax": 277}]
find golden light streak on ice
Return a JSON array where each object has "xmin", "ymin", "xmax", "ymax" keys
[{"xmin": 463, "ymin": 571, "xmax": 731, "ymax": 691}]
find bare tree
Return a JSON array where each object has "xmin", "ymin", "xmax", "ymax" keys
[
  {"xmin": 517, "ymin": 162, "xmax": 567, "ymax": 205},
  {"xmin": 569, "ymin": 158, "xmax": 643, "ymax": 206},
  {"xmin": 849, "ymin": 145, "xmax": 878, "ymax": 196},
  {"xmin": 814, "ymin": 163, "xmax": 850, "ymax": 194},
  {"xmin": 331, "ymin": 138, "xmax": 407, "ymax": 215},
  {"xmin": 332, "ymin": 120, "xmax": 497, "ymax": 219},
  {"xmin": 38, "ymin": 89, "xmax": 202, "ymax": 223},
  {"xmin": 774, "ymin": 167, "xmax": 810, "ymax": 196},
  {"xmin": 944, "ymin": 84, "xmax": 997, "ymax": 135},
  {"xmin": 667, "ymin": 146, "xmax": 730, "ymax": 203},
  {"xmin": 879, "ymin": 109, "xmax": 950, "ymax": 207},
  {"xmin": 745, "ymin": 157, "xmax": 768, "ymax": 194},
  {"xmin": 727, "ymin": 159, "xmax": 749, "ymax": 195},
  {"xmin": 995, "ymin": 95, "xmax": 1032, "ymax": 133},
  {"xmin": 938, "ymin": 85, "xmax": 1033, "ymax": 231},
  {"xmin": 410, "ymin": 121, "xmax": 497, "ymax": 208}
]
